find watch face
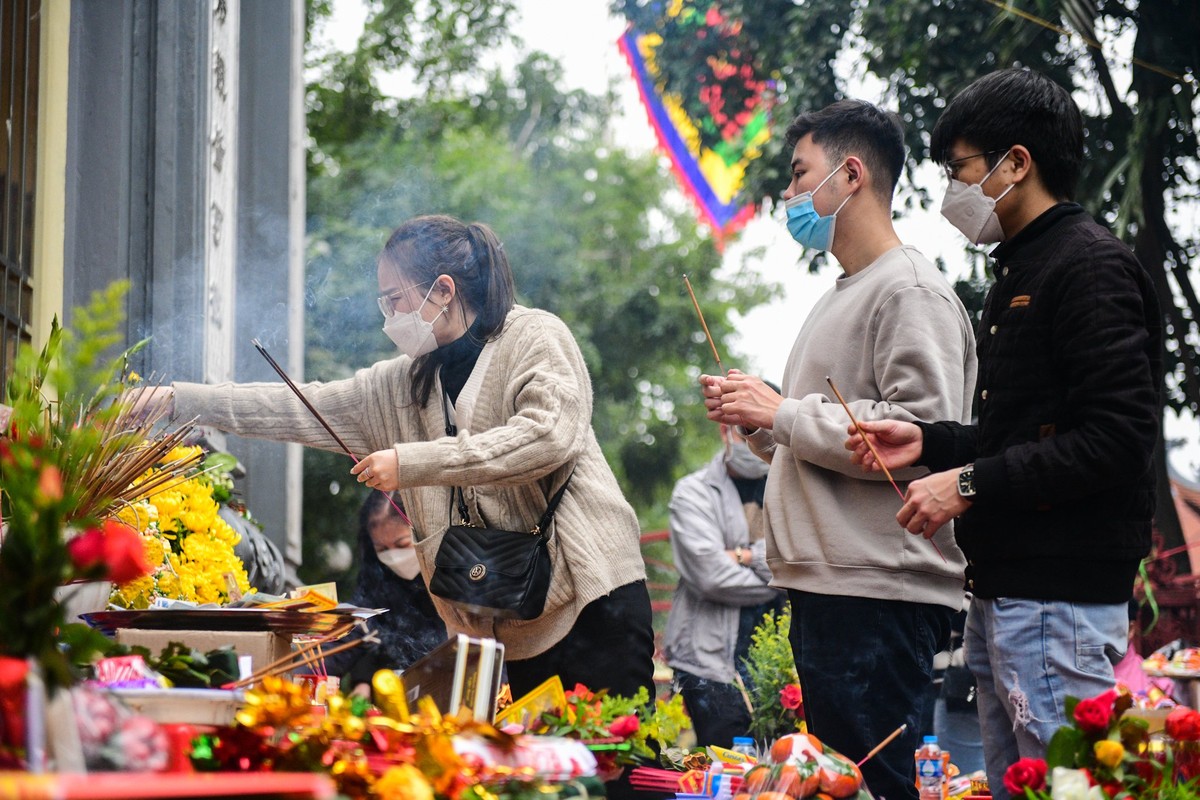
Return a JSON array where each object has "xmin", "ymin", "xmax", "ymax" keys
[{"xmin": 957, "ymin": 468, "xmax": 975, "ymax": 497}]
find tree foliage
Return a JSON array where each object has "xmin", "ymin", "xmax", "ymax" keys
[
  {"xmin": 300, "ymin": 0, "xmax": 776, "ymax": 586},
  {"xmin": 614, "ymin": 0, "xmax": 1199, "ymax": 556}
]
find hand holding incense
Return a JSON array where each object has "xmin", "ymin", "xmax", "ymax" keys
[
  {"xmin": 825, "ymin": 376, "xmax": 946, "ymax": 563},
  {"xmin": 251, "ymin": 338, "xmax": 412, "ymax": 525}
]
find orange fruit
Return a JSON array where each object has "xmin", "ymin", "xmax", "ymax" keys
[
  {"xmin": 743, "ymin": 765, "xmax": 774, "ymax": 794},
  {"xmin": 771, "ymin": 736, "xmax": 797, "ymax": 763},
  {"xmin": 755, "ymin": 791, "xmax": 794, "ymax": 800},
  {"xmin": 817, "ymin": 756, "xmax": 863, "ymax": 799}
]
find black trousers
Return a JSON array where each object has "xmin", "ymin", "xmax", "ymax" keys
[
  {"xmin": 673, "ymin": 669, "xmax": 751, "ymax": 749},
  {"xmin": 507, "ymin": 581, "xmax": 656, "ymax": 800},
  {"xmin": 788, "ymin": 589, "xmax": 952, "ymax": 800},
  {"xmin": 506, "ymin": 580, "xmax": 656, "ymax": 699}
]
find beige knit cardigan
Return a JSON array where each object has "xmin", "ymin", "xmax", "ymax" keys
[{"xmin": 172, "ymin": 305, "xmax": 647, "ymax": 660}]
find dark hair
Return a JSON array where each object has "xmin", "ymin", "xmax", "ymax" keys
[
  {"xmin": 378, "ymin": 215, "xmax": 516, "ymax": 405},
  {"xmin": 345, "ymin": 491, "xmax": 446, "ymax": 672},
  {"xmin": 784, "ymin": 99, "xmax": 906, "ymax": 199},
  {"xmin": 929, "ymin": 68, "xmax": 1083, "ymax": 200}
]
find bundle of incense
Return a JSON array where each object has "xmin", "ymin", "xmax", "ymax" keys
[{"xmin": 226, "ymin": 622, "xmax": 368, "ymax": 689}]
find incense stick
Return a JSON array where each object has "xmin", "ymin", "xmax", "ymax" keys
[
  {"xmin": 252, "ymin": 338, "xmax": 412, "ymax": 526},
  {"xmin": 825, "ymin": 376, "xmax": 947, "ymax": 563},
  {"xmin": 682, "ymin": 275, "xmax": 724, "ymax": 373},
  {"xmin": 857, "ymin": 723, "xmax": 906, "ymax": 767},
  {"xmin": 226, "ymin": 622, "xmax": 361, "ymax": 689}
]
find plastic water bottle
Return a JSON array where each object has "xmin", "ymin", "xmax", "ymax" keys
[
  {"xmin": 731, "ymin": 736, "xmax": 757, "ymax": 760},
  {"xmin": 915, "ymin": 735, "xmax": 945, "ymax": 800}
]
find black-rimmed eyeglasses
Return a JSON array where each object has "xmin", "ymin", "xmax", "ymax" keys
[{"xmin": 943, "ymin": 150, "xmax": 1005, "ymax": 181}]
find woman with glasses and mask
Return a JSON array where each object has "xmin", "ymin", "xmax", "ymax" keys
[{"xmin": 138, "ymin": 214, "xmax": 656, "ymax": 720}]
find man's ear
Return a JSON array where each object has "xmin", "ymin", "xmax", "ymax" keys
[
  {"xmin": 844, "ymin": 155, "xmax": 866, "ymax": 189},
  {"xmin": 1007, "ymin": 145, "xmax": 1035, "ymax": 184}
]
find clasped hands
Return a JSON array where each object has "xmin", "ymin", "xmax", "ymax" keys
[
  {"xmin": 699, "ymin": 369, "xmax": 782, "ymax": 431},
  {"xmin": 844, "ymin": 419, "xmax": 971, "ymax": 539}
]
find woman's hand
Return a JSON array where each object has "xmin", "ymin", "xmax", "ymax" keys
[
  {"xmin": 121, "ymin": 385, "xmax": 176, "ymax": 421},
  {"xmin": 845, "ymin": 419, "xmax": 923, "ymax": 472},
  {"xmin": 352, "ymin": 448, "xmax": 400, "ymax": 492}
]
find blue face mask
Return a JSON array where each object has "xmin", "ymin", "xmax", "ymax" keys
[{"xmin": 784, "ymin": 161, "xmax": 852, "ymax": 251}]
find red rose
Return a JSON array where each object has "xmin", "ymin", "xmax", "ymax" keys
[
  {"xmin": 1003, "ymin": 758, "xmax": 1048, "ymax": 795},
  {"xmin": 609, "ymin": 714, "xmax": 640, "ymax": 738},
  {"xmin": 1166, "ymin": 707, "xmax": 1200, "ymax": 742},
  {"xmin": 780, "ymin": 684, "xmax": 803, "ymax": 710},
  {"xmin": 67, "ymin": 527, "xmax": 109, "ymax": 574},
  {"xmin": 1073, "ymin": 689, "xmax": 1118, "ymax": 735},
  {"xmin": 0, "ymin": 656, "xmax": 29, "ymax": 691},
  {"xmin": 67, "ymin": 521, "xmax": 151, "ymax": 584},
  {"xmin": 100, "ymin": 520, "xmax": 152, "ymax": 583}
]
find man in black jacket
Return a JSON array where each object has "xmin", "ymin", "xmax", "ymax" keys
[{"xmin": 846, "ymin": 68, "xmax": 1161, "ymax": 800}]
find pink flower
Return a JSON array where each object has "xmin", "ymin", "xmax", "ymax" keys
[
  {"xmin": 1002, "ymin": 758, "xmax": 1047, "ymax": 794},
  {"xmin": 780, "ymin": 683, "xmax": 803, "ymax": 711}
]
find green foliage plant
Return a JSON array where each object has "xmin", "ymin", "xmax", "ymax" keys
[{"xmin": 741, "ymin": 606, "xmax": 804, "ymax": 746}]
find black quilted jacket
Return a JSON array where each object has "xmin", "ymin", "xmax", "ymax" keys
[{"xmin": 917, "ymin": 203, "xmax": 1162, "ymax": 603}]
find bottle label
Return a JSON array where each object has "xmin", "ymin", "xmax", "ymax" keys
[{"xmin": 916, "ymin": 757, "xmax": 943, "ymax": 779}]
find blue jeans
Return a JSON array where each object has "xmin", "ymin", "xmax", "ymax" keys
[
  {"xmin": 789, "ymin": 590, "xmax": 952, "ymax": 800},
  {"xmin": 965, "ymin": 598, "xmax": 1126, "ymax": 800}
]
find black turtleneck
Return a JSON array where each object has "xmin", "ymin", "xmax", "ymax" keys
[{"xmin": 438, "ymin": 319, "xmax": 487, "ymax": 405}]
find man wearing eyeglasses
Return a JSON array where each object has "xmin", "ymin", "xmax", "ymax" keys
[{"xmin": 846, "ymin": 69, "xmax": 1161, "ymax": 799}]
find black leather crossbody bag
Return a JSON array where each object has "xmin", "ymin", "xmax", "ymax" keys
[{"xmin": 427, "ymin": 388, "xmax": 573, "ymax": 620}]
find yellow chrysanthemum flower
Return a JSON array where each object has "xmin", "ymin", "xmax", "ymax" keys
[{"xmin": 109, "ymin": 447, "xmax": 253, "ymax": 608}]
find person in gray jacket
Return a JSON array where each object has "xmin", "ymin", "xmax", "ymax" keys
[{"xmin": 665, "ymin": 423, "xmax": 785, "ymax": 748}]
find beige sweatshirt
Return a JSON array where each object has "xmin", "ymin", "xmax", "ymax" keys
[
  {"xmin": 749, "ymin": 245, "xmax": 977, "ymax": 610},
  {"xmin": 173, "ymin": 305, "xmax": 646, "ymax": 659}
]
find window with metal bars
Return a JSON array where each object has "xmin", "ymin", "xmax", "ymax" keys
[{"xmin": 0, "ymin": 0, "xmax": 39, "ymax": 397}]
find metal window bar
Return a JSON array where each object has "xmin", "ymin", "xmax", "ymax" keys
[{"xmin": 0, "ymin": 0, "xmax": 38, "ymax": 397}]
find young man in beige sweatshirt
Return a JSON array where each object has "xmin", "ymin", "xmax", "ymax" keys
[{"xmin": 701, "ymin": 99, "xmax": 977, "ymax": 800}]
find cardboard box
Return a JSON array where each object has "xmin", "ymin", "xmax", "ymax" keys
[{"xmin": 115, "ymin": 628, "xmax": 292, "ymax": 675}]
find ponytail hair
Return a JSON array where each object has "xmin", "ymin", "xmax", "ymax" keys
[{"xmin": 378, "ymin": 215, "xmax": 516, "ymax": 406}]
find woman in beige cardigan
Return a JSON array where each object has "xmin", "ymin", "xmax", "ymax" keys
[{"xmin": 151, "ymin": 215, "xmax": 655, "ymax": 704}]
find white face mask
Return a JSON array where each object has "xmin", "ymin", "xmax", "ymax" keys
[
  {"xmin": 382, "ymin": 283, "xmax": 445, "ymax": 358},
  {"xmin": 377, "ymin": 547, "xmax": 421, "ymax": 580},
  {"xmin": 725, "ymin": 440, "xmax": 770, "ymax": 480},
  {"xmin": 939, "ymin": 149, "xmax": 1013, "ymax": 245}
]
